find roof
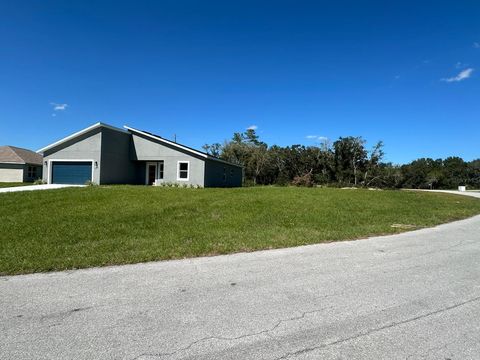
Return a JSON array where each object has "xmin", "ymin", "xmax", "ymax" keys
[
  {"xmin": 37, "ymin": 122, "xmax": 127, "ymax": 153},
  {"xmin": 124, "ymin": 125, "xmax": 243, "ymax": 168},
  {"xmin": 0, "ymin": 145, "xmax": 43, "ymax": 165}
]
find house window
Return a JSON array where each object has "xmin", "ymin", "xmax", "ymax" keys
[
  {"xmin": 177, "ymin": 161, "xmax": 189, "ymax": 180},
  {"xmin": 27, "ymin": 166, "xmax": 36, "ymax": 179},
  {"xmin": 223, "ymin": 167, "xmax": 227, "ymax": 181},
  {"xmin": 158, "ymin": 161, "xmax": 164, "ymax": 179}
]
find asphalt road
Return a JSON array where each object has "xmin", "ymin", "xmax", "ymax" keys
[{"xmin": 1, "ymin": 191, "xmax": 480, "ymax": 360}]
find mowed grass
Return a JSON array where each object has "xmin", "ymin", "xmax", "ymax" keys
[
  {"xmin": 0, "ymin": 182, "xmax": 32, "ymax": 188},
  {"xmin": 1, "ymin": 186, "xmax": 480, "ymax": 275}
]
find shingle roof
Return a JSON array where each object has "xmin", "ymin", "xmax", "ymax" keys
[{"xmin": 0, "ymin": 146, "xmax": 43, "ymax": 165}]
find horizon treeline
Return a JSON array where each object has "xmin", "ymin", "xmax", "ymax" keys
[{"xmin": 203, "ymin": 129, "xmax": 480, "ymax": 189}]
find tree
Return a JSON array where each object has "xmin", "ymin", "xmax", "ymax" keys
[
  {"xmin": 364, "ymin": 141, "xmax": 385, "ymax": 186},
  {"xmin": 202, "ymin": 143, "xmax": 222, "ymax": 157},
  {"xmin": 333, "ymin": 137, "xmax": 368, "ymax": 186}
]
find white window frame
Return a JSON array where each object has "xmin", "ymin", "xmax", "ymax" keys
[
  {"xmin": 177, "ymin": 161, "xmax": 190, "ymax": 181},
  {"xmin": 145, "ymin": 162, "xmax": 158, "ymax": 185},
  {"xmin": 158, "ymin": 160, "xmax": 164, "ymax": 180},
  {"xmin": 47, "ymin": 159, "xmax": 95, "ymax": 184}
]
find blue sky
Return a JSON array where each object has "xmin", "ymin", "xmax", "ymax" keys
[{"xmin": 0, "ymin": 1, "xmax": 479, "ymax": 164}]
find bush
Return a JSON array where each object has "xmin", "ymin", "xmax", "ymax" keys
[
  {"xmin": 33, "ymin": 178, "xmax": 46, "ymax": 185},
  {"xmin": 291, "ymin": 172, "xmax": 314, "ymax": 187}
]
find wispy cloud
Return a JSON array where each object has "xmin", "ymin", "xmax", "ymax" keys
[
  {"xmin": 247, "ymin": 125, "xmax": 258, "ymax": 130},
  {"xmin": 50, "ymin": 102, "xmax": 68, "ymax": 111},
  {"xmin": 441, "ymin": 68, "xmax": 474, "ymax": 82},
  {"xmin": 306, "ymin": 135, "xmax": 328, "ymax": 142},
  {"xmin": 473, "ymin": 42, "xmax": 480, "ymax": 49}
]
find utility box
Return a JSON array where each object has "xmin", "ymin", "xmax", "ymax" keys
[{"xmin": 458, "ymin": 186, "xmax": 466, "ymax": 192}]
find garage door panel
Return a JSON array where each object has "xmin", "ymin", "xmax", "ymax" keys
[{"xmin": 52, "ymin": 162, "xmax": 92, "ymax": 184}]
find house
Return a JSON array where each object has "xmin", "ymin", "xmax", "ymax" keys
[
  {"xmin": 37, "ymin": 123, "xmax": 243, "ymax": 187},
  {"xmin": 0, "ymin": 146, "xmax": 43, "ymax": 182}
]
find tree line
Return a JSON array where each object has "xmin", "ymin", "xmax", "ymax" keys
[{"xmin": 203, "ymin": 129, "xmax": 480, "ymax": 189}]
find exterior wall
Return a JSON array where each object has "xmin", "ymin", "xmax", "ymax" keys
[
  {"xmin": 204, "ymin": 159, "xmax": 243, "ymax": 187},
  {"xmin": 42, "ymin": 128, "xmax": 102, "ymax": 184},
  {"xmin": 100, "ymin": 128, "xmax": 139, "ymax": 184},
  {"xmin": 0, "ymin": 163, "xmax": 24, "ymax": 182},
  {"xmin": 131, "ymin": 133, "xmax": 205, "ymax": 186},
  {"xmin": 23, "ymin": 164, "xmax": 42, "ymax": 182}
]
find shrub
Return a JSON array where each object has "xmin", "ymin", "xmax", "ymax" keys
[
  {"xmin": 33, "ymin": 178, "xmax": 46, "ymax": 185},
  {"xmin": 291, "ymin": 172, "xmax": 314, "ymax": 187}
]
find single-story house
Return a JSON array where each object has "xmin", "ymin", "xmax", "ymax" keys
[
  {"xmin": 0, "ymin": 145, "xmax": 43, "ymax": 182},
  {"xmin": 37, "ymin": 123, "xmax": 243, "ymax": 187}
]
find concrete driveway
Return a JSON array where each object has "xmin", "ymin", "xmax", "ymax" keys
[
  {"xmin": 0, "ymin": 184, "xmax": 84, "ymax": 193},
  {"xmin": 1, "ymin": 191, "xmax": 480, "ymax": 360}
]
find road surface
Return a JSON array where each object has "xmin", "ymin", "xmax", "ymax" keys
[{"xmin": 1, "ymin": 191, "xmax": 480, "ymax": 359}]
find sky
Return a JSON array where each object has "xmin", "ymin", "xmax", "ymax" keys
[{"xmin": 0, "ymin": 1, "xmax": 479, "ymax": 164}]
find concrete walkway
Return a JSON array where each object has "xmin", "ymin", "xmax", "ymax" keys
[
  {"xmin": 0, "ymin": 184, "xmax": 84, "ymax": 193},
  {"xmin": 1, "ymin": 191, "xmax": 479, "ymax": 360}
]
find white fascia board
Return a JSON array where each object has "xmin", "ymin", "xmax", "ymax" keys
[
  {"xmin": 0, "ymin": 161, "xmax": 25, "ymax": 164},
  {"xmin": 37, "ymin": 122, "xmax": 127, "ymax": 154}
]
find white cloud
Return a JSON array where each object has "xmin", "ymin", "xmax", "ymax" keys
[
  {"xmin": 473, "ymin": 42, "xmax": 480, "ymax": 48},
  {"xmin": 247, "ymin": 125, "xmax": 258, "ymax": 130},
  {"xmin": 441, "ymin": 68, "xmax": 474, "ymax": 82},
  {"xmin": 306, "ymin": 135, "xmax": 328, "ymax": 142},
  {"xmin": 50, "ymin": 102, "xmax": 68, "ymax": 111}
]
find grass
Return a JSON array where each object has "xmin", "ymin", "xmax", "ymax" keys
[
  {"xmin": 1, "ymin": 186, "xmax": 480, "ymax": 275},
  {"xmin": 0, "ymin": 182, "xmax": 32, "ymax": 188}
]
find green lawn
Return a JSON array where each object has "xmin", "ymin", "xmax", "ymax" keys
[
  {"xmin": 0, "ymin": 182, "xmax": 32, "ymax": 188},
  {"xmin": 1, "ymin": 186, "xmax": 480, "ymax": 275}
]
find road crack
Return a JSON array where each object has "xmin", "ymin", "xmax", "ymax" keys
[
  {"xmin": 132, "ymin": 306, "xmax": 332, "ymax": 359},
  {"xmin": 274, "ymin": 295, "xmax": 480, "ymax": 359}
]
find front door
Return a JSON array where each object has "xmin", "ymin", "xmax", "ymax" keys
[{"xmin": 147, "ymin": 163, "xmax": 157, "ymax": 185}]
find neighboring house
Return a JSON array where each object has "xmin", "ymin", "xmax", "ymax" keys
[
  {"xmin": 37, "ymin": 123, "xmax": 243, "ymax": 187},
  {"xmin": 0, "ymin": 146, "xmax": 43, "ymax": 182}
]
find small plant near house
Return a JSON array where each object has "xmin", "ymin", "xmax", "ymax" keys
[
  {"xmin": 33, "ymin": 178, "xmax": 46, "ymax": 185},
  {"xmin": 85, "ymin": 180, "xmax": 98, "ymax": 186}
]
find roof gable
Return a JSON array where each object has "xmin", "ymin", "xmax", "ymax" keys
[
  {"xmin": 124, "ymin": 126, "xmax": 242, "ymax": 167},
  {"xmin": 37, "ymin": 122, "xmax": 127, "ymax": 153}
]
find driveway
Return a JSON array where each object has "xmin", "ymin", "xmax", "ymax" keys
[
  {"xmin": 0, "ymin": 184, "xmax": 84, "ymax": 193},
  {"xmin": 1, "ymin": 191, "xmax": 480, "ymax": 360}
]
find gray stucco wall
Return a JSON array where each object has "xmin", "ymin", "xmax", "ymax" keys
[
  {"xmin": 204, "ymin": 159, "xmax": 243, "ymax": 187},
  {"xmin": 131, "ymin": 133, "xmax": 206, "ymax": 186},
  {"xmin": 100, "ymin": 128, "xmax": 139, "ymax": 184},
  {"xmin": 42, "ymin": 128, "xmax": 102, "ymax": 184}
]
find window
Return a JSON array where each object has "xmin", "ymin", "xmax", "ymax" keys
[
  {"xmin": 158, "ymin": 161, "xmax": 164, "ymax": 179},
  {"xmin": 230, "ymin": 169, "xmax": 234, "ymax": 177},
  {"xmin": 177, "ymin": 161, "xmax": 189, "ymax": 180},
  {"xmin": 27, "ymin": 166, "xmax": 36, "ymax": 179},
  {"xmin": 223, "ymin": 167, "xmax": 227, "ymax": 181}
]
